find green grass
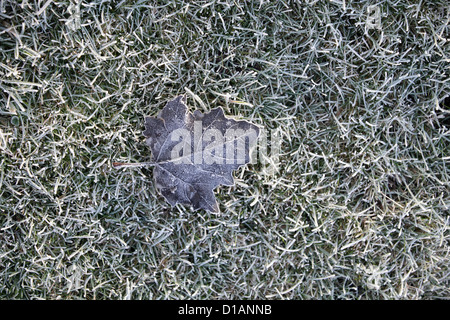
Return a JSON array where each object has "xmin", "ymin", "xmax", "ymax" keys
[{"xmin": 0, "ymin": 0, "xmax": 449, "ymax": 299}]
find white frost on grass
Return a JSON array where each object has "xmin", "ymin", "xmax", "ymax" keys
[{"xmin": 0, "ymin": 0, "xmax": 448, "ymax": 299}]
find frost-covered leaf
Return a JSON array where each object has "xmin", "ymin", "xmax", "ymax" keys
[{"xmin": 143, "ymin": 96, "xmax": 260, "ymax": 212}]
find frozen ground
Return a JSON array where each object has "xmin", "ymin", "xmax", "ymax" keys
[{"xmin": 0, "ymin": 0, "xmax": 449, "ymax": 299}]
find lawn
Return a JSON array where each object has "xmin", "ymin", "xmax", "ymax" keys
[{"xmin": 0, "ymin": 0, "xmax": 449, "ymax": 299}]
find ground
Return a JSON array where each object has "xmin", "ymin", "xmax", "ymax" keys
[{"xmin": 0, "ymin": 0, "xmax": 449, "ymax": 299}]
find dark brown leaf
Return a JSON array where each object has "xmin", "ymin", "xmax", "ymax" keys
[{"xmin": 143, "ymin": 96, "xmax": 260, "ymax": 212}]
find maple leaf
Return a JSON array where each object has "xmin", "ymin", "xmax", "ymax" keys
[{"xmin": 140, "ymin": 95, "xmax": 260, "ymax": 212}]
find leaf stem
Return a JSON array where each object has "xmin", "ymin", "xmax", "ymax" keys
[{"xmin": 112, "ymin": 162, "xmax": 157, "ymax": 168}]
